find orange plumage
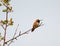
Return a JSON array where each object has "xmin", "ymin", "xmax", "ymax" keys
[{"xmin": 31, "ymin": 19, "xmax": 40, "ymax": 32}]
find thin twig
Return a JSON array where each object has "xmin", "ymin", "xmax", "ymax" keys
[
  {"xmin": 2, "ymin": 1, "xmax": 8, "ymax": 8},
  {"xmin": 7, "ymin": 24, "xmax": 19, "ymax": 46},
  {"xmin": 1, "ymin": 25, "xmax": 5, "ymax": 30},
  {"xmin": 13, "ymin": 24, "xmax": 19, "ymax": 38},
  {"xmin": 3, "ymin": 4, "xmax": 8, "ymax": 46},
  {"xmin": 5, "ymin": 28, "xmax": 32, "ymax": 43}
]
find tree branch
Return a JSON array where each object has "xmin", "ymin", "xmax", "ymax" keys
[
  {"xmin": 5, "ymin": 28, "xmax": 31, "ymax": 44},
  {"xmin": 5, "ymin": 22, "xmax": 43, "ymax": 44},
  {"xmin": 13, "ymin": 24, "xmax": 19, "ymax": 38},
  {"xmin": 3, "ymin": 5, "xmax": 8, "ymax": 46},
  {"xmin": 7, "ymin": 24, "xmax": 19, "ymax": 46},
  {"xmin": 1, "ymin": 25, "xmax": 5, "ymax": 30}
]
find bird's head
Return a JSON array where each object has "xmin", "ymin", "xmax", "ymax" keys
[{"xmin": 36, "ymin": 19, "xmax": 40, "ymax": 23}]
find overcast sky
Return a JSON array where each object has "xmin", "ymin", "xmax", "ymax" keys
[{"xmin": 0, "ymin": 0, "xmax": 60, "ymax": 46}]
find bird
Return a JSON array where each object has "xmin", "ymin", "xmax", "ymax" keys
[{"xmin": 31, "ymin": 19, "xmax": 40, "ymax": 32}]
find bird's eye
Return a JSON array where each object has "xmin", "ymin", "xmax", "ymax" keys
[{"xmin": 37, "ymin": 20, "xmax": 40, "ymax": 22}]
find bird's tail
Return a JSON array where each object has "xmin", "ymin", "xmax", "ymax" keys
[{"xmin": 31, "ymin": 28, "xmax": 35, "ymax": 32}]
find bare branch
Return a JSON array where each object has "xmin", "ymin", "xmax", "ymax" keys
[
  {"xmin": 5, "ymin": 24, "xmax": 43, "ymax": 44},
  {"xmin": 13, "ymin": 24, "xmax": 19, "ymax": 38},
  {"xmin": 1, "ymin": 25, "xmax": 5, "ymax": 30},
  {"xmin": 5, "ymin": 28, "xmax": 31, "ymax": 43},
  {"xmin": 39, "ymin": 22, "xmax": 44, "ymax": 26},
  {"xmin": 7, "ymin": 24, "xmax": 19, "ymax": 46},
  {"xmin": 3, "ymin": 5, "xmax": 9, "ymax": 46}
]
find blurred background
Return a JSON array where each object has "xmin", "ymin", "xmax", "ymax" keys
[{"xmin": 0, "ymin": 0, "xmax": 60, "ymax": 46}]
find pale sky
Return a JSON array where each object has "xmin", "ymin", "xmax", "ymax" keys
[{"xmin": 0, "ymin": 0, "xmax": 60, "ymax": 46}]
